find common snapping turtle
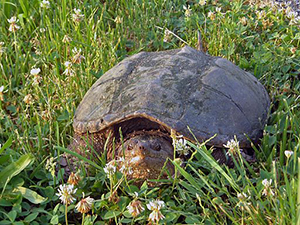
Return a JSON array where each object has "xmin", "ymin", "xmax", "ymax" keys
[{"xmin": 69, "ymin": 46, "xmax": 270, "ymax": 180}]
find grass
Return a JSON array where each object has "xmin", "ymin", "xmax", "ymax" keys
[{"xmin": 0, "ymin": 0, "xmax": 299, "ymax": 224}]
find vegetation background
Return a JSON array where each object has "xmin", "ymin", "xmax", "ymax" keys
[{"xmin": 0, "ymin": 0, "xmax": 299, "ymax": 224}]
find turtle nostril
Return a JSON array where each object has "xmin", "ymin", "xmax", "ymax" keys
[
  {"xmin": 154, "ymin": 145, "xmax": 161, "ymax": 151},
  {"xmin": 139, "ymin": 145, "xmax": 145, "ymax": 150},
  {"xmin": 127, "ymin": 143, "xmax": 133, "ymax": 150}
]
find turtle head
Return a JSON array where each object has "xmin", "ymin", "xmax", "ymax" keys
[{"xmin": 116, "ymin": 132, "xmax": 174, "ymax": 180}]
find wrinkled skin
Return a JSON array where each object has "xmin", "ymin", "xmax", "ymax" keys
[{"xmin": 116, "ymin": 134, "xmax": 174, "ymax": 180}]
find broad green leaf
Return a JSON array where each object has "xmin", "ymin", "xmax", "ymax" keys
[
  {"xmin": 7, "ymin": 210, "xmax": 17, "ymax": 222},
  {"xmin": 294, "ymin": 32, "xmax": 300, "ymax": 40},
  {"xmin": 0, "ymin": 154, "xmax": 34, "ymax": 189},
  {"xmin": 185, "ymin": 216, "xmax": 201, "ymax": 224},
  {"xmin": 0, "ymin": 220, "xmax": 12, "ymax": 225},
  {"xmin": 117, "ymin": 196, "xmax": 130, "ymax": 212},
  {"xmin": 24, "ymin": 212, "xmax": 39, "ymax": 223},
  {"xmin": 31, "ymin": 208, "xmax": 53, "ymax": 216},
  {"xmin": 13, "ymin": 187, "xmax": 47, "ymax": 204},
  {"xmin": 164, "ymin": 212, "xmax": 178, "ymax": 223},
  {"xmin": 50, "ymin": 215, "xmax": 59, "ymax": 224},
  {"xmin": 119, "ymin": 218, "xmax": 132, "ymax": 224},
  {"xmin": 122, "ymin": 210, "xmax": 132, "ymax": 218},
  {"xmin": 102, "ymin": 210, "xmax": 121, "ymax": 220},
  {"xmin": 0, "ymin": 198, "xmax": 12, "ymax": 206},
  {"xmin": 14, "ymin": 222, "xmax": 25, "ymax": 225}
]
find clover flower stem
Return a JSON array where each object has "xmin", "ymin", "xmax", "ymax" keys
[
  {"xmin": 242, "ymin": 208, "xmax": 244, "ymax": 225},
  {"xmin": 113, "ymin": 176, "xmax": 125, "ymax": 194},
  {"xmin": 123, "ymin": 174, "xmax": 131, "ymax": 192},
  {"xmin": 81, "ymin": 213, "xmax": 85, "ymax": 225},
  {"xmin": 65, "ymin": 204, "xmax": 69, "ymax": 225},
  {"xmin": 170, "ymin": 130, "xmax": 179, "ymax": 190},
  {"xmin": 53, "ymin": 175, "xmax": 57, "ymax": 189},
  {"xmin": 109, "ymin": 174, "xmax": 113, "ymax": 198},
  {"xmin": 13, "ymin": 32, "xmax": 19, "ymax": 81}
]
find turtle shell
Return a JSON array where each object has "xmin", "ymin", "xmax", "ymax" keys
[{"xmin": 74, "ymin": 46, "xmax": 270, "ymax": 147}]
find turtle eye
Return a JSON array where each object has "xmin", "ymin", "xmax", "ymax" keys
[{"xmin": 154, "ymin": 144, "xmax": 161, "ymax": 151}]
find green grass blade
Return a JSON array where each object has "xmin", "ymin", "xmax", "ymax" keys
[
  {"xmin": 0, "ymin": 136, "xmax": 12, "ymax": 155},
  {"xmin": 189, "ymin": 142, "xmax": 239, "ymax": 190},
  {"xmin": 171, "ymin": 160, "xmax": 203, "ymax": 191},
  {"xmin": 54, "ymin": 145, "xmax": 102, "ymax": 170}
]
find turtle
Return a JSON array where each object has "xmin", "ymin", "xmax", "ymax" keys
[{"xmin": 68, "ymin": 46, "xmax": 270, "ymax": 181}]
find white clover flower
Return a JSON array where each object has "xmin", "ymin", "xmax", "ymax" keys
[
  {"xmin": 127, "ymin": 200, "xmax": 145, "ymax": 217},
  {"xmin": 72, "ymin": 8, "xmax": 84, "ymax": 23},
  {"xmin": 147, "ymin": 199, "xmax": 165, "ymax": 223},
  {"xmin": 256, "ymin": 10, "xmax": 266, "ymax": 20},
  {"xmin": 8, "ymin": 16, "xmax": 20, "ymax": 32},
  {"xmin": 148, "ymin": 210, "xmax": 165, "ymax": 223},
  {"xmin": 285, "ymin": 150, "xmax": 294, "ymax": 159},
  {"xmin": 163, "ymin": 29, "xmax": 172, "ymax": 43},
  {"xmin": 183, "ymin": 5, "xmax": 192, "ymax": 18},
  {"xmin": 289, "ymin": 16, "xmax": 300, "ymax": 25},
  {"xmin": 237, "ymin": 192, "xmax": 249, "ymax": 200},
  {"xmin": 40, "ymin": 0, "xmax": 50, "ymax": 9},
  {"xmin": 7, "ymin": 16, "xmax": 18, "ymax": 24},
  {"xmin": 216, "ymin": 7, "xmax": 221, "ymax": 13},
  {"xmin": 56, "ymin": 184, "xmax": 77, "ymax": 205},
  {"xmin": 0, "ymin": 85, "xmax": 4, "ymax": 101},
  {"xmin": 117, "ymin": 157, "xmax": 133, "ymax": 175},
  {"xmin": 67, "ymin": 172, "xmax": 80, "ymax": 186},
  {"xmin": 199, "ymin": 0, "xmax": 206, "ymax": 6},
  {"xmin": 30, "ymin": 67, "xmax": 41, "ymax": 76},
  {"xmin": 72, "ymin": 47, "xmax": 85, "ymax": 64},
  {"xmin": 284, "ymin": 149, "xmax": 294, "ymax": 158},
  {"xmin": 64, "ymin": 61, "xmax": 72, "ymax": 67},
  {"xmin": 147, "ymin": 199, "xmax": 165, "ymax": 211},
  {"xmin": 236, "ymin": 192, "xmax": 251, "ymax": 210},
  {"xmin": 240, "ymin": 17, "xmax": 248, "ymax": 26},
  {"xmin": 262, "ymin": 179, "xmax": 272, "ymax": 187},
  {"xmin": 290, "ymin": 47, "xmax": 296, "ymax": 54},
  {"xmin": 224, "ymin": 139, "xmax": 239, "ymax": 150},
  {"xmin": 63, "ymin": 61, "xmax": 74, "ymax": 76},
  {"xmin": 0, "ymin": 42, "xmax": 5, "ymax": 54},
  {"xmin": 45, "ymin": 157, "xmax": 57, "ymax": 177},
  {"xmin": 133, "ymin": 192, "xmax": 139, "ymax": 198},
  {"xmin": 23, "ymin": 94, "xmax": 33, "ymax": 104},
  {"xmin": 173, "ymin": 135, "xmax": 190, "ymax": 156},
  {"xmin": 74, "ymin": 8, "xmax": 82, "ymax": 15},
  {"xmin": 224, "ymin": 138, "xmax": 241, "ymax": 157},
  {"xmin": 62, "ymin": 35, "xmax": 72, "ymax": 43},
  {"xmin": 75, "ymin": 193, "xmax": 94, "ymax": 214},
  {"xmin": 114, "ymin": 16, "xmax": 122, "ymax": 24},
  {"xmin": 103, "ymin": 160, "xmax": 117, "ymax": 176},
  {"xmin": 262, "ymin": 179, "xmax": 274, "ymax": 196},
  {"xmin": 208, "ymin": 11, "xmax": 215, "ymax": 20},
  {"xmin": 287, "ymin": 11, "xmax": 298, "ymax": 19}
]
